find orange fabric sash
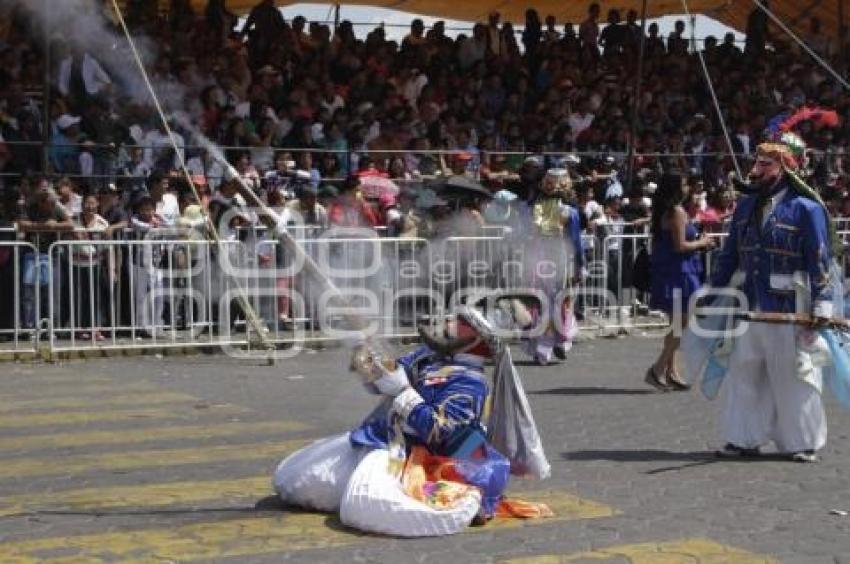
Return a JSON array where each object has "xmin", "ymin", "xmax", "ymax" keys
[{"xmin": 401, "ymin": 446, "xmax": 553, "ymax": 518}]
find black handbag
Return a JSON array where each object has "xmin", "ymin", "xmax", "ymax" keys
[{"xmin": 632, "ymin": 246, "xmax": 652, "ymax": 293}]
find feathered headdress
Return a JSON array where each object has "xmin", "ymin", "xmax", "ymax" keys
[
  {"xmin": 760, "ymin": 105, "xmax": 842, "ymax": 254},
  {"xmin": 779, "ymin": 106, "xmax": 840, "ymax": 132},
  {"xmin": 761, "ymin": 106, "xmax": 841, "ymax": 170}
]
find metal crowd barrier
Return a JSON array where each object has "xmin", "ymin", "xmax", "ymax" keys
[
  {"xmin": 0, "ymin": 241, "xmax": 40, "ymax": 356},
  {"xmin": 43, "ymin": 234, "xmax": 437, "ymax": 354},
  {"xmin": 3, "ymin": 225, "xmax": 847, "ymax": 357}
]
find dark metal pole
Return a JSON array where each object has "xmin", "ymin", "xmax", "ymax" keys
[
  {"xmin": 41, "ymin": 0, "xmax": 51, "ymax": 173},
  {"xmin": 625, "ymin": 0, "xmax": 649, "ymax": 192},
  {"xmin": 334, "ymin": 3, "xmax": 341, "ymax": 31},
  {"xmin": 838, "ymin": 0, "xmax": 847, "ymax": 71}
]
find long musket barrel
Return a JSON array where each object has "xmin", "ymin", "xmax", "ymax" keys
[
  {"xmin": 226, "ymin": 168, "xmax": 394, "ymax": 379},
  {"xmin": 733, "ymin": 311, "xmax": 850, "ymax": 331},
  {"xmin": 225, "ymin": 166, "xmax": 371, "ymax": 334}
]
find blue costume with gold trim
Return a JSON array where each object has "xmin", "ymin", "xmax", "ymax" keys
[
  {"xmin": 710, "ymin": 179, "xmax": 833, "ymax": 315},
  {"xmin": 350, "ymin": 346, "xmax": 510, "ymax": 516}
]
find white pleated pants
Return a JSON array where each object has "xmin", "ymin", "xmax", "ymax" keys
[
  {"xmin": 273, "ymin": 433, "xmax": 366, "ymax": 513},
  {"xmin": 720, "ymin": 322, "xmax": 827, "ymax": 453},
  {"xmin": 273, "ymin": 432, "xmax": 482, "ymax": 537}
]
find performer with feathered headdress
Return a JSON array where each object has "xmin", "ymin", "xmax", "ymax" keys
[{"xmin": 705, "ymin": 112, "xmax": 842, "ymax": 462}]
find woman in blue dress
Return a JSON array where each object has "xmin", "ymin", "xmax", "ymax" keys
[{"xmin": 647, "ymin": 172, "xmax": 716, "ymax": 391}]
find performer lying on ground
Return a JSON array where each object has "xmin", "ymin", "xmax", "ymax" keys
[{"xmin": 272, "ymin": 306, "xmax": 552, "ymax": 536}]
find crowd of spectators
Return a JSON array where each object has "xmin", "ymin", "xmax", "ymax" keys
[
  {"xmin": 0, "ymin": 0, "xmax": 848, "ymax": 340},
  {"xmin": 1, "ymin": 1, "xmax": 849, "ymax": 215}
]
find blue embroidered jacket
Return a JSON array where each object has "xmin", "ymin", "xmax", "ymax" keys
[
  {"xmin": 350, "ymin": 346, "xmax": 489, "ymax": 453},
  {"xmin": 350, "ymin": 346, "xmax": 513, "ymax": 516},
  {"xmin": 710, "ymin": 179, "xmax": 833, "ymax": 315}
]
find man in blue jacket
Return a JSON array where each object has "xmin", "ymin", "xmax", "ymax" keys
[{"xmin": 709, "ymin": 133, "xmax": 834, "ymax": 462}]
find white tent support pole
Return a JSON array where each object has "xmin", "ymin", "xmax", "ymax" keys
[
  {"xmin": 751, "ymin": 0, "xmax": 850, "ymax": 90},
  {"xmin": 625, "ymin": 0, "xmax": 649, "ymax": 191},
  {"xmin": 681, "ymin": 0, "xmax": 744, "ymax": 180},
  {"xmin": 110, "ymin": 0, "xmax": 275, "ymax": 357}
]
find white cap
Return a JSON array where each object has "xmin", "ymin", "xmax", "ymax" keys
[
  {"xmin": 546, "ymin": 168, "xmax": 569, "ymax": 178},
  {"xmin": 56, "ymin": 114, "xmax": 81, "ymax": 130},
  {"xmin": 492, "ymin": 189, "xmax": 518, "ymax": 203},
  {"xmin": 128, "ymin": 124, "xmax": 144, "ymax": 145},
  {"xmin": 234, "ymin": 102, "xmax": 250, "ymax": 119}
]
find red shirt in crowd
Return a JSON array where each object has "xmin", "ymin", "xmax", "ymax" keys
[{"xmin": 327, "ymin": 194, "xmax": 381, "ymax": 228}]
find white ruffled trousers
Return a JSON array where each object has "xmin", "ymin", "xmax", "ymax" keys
[
  {"xmin": 720, "ymin": 322, "xmax": 827, "ymax": 453},
  {"xmin": 272, "ymin": 433, "xmax": 482, "ymax": 537}
]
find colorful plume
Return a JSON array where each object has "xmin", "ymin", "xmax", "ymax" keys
[{"xmin": 779, "ymin": 106, "xmax": 841, "ymax": 132}]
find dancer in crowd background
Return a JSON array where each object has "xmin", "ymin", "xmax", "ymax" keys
[{"xmin": 524, "ymin": 168, "xmax": 583, "ymax": 365}]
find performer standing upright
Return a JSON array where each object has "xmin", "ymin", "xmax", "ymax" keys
[
  {"xmin": 524, "ymin": 169, "xmax": 584, "ymax": 365},
  {"xmin": 708, "ymin": 133, "xmax": 836, "ymax": 462}
]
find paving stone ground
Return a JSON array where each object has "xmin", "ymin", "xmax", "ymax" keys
[{"xmin": 0, "ymin": 335, "xmax": 847, "ymax": 562}]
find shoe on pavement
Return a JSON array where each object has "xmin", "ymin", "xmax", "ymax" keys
[
  {"xmin": 666, "ymin": 371, "xmax": 691, "ymax": 392},
  {"xmin": 715, "ymin": 443, "xmax": 760, "ymax": 458},
  {"xmin": 644, "ymin": 366, "xmax": 670, "ymax": 392},
  {"xmin": 553, "ymin": 344, "xmax": 567, "ymax": 360},
  {"xmin": 791, "ymin": 450, "xmax": 818, "ymax": 463}
]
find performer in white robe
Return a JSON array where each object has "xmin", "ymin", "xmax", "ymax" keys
[
  {"xmin": 523, "ymin": 169, "xmax": 584, "ymax": 365},
  {"xmin": 707, "ymin": 134, "xmax": 835, "ymax": 462}
]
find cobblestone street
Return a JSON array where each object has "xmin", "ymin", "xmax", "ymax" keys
[{"xmin": 0, "ymin": 336, "xmax": 847, "ymax": 562}]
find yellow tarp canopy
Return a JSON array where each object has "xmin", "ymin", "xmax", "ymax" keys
[{"xmin": 192, "ymin": 0, "xmax": 846, "ymax": 41}]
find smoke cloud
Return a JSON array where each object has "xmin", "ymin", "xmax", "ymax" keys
[{"xmin": 10, "ymin": 0, "xmax": 187, "ymax": 111}]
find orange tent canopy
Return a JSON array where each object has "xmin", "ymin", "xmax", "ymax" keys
[{"xmin": 189, "ymin": 0, "xmax": 846, "ymax": 41}]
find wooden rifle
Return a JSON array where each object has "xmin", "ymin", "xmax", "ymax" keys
[{"xmin": 733, "ymin": 311, "xmax": 850, "ymax": 331}]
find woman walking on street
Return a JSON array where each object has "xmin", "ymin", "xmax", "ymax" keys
[{"xmin": 647, "ymin": 171, "xmax": 716, "ymax": 391}]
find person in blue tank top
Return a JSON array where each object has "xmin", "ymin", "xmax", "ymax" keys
[{"xmin": 647, "ymin": 171, "xmax": 716, "ymax": 391}]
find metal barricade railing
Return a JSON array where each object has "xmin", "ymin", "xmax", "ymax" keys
[
  {"xmin": 0, "ymin": 230, "xmax": 672, "ymax": 357},
  {"xmin": 29, "ymin": 219, "xmax": 850, "ymax": 356},
  {"xmin": 0, "ymin": 241, "xmax": 40, "ymax": 355},
  {"xmin": 45, "ymin": 234, "xmax": 439, "ymax": 353},
  {"xmin": 252, "ymin": 234, "xmax": 433, "ymax": 343},
  {"xmin": 600, "ymin": 233, "xmax": 668, "ymax": 330},
  {"xmin": 577, "ymin": 232, "xmax": 606, "ymax": 330},
  {"xmin": 47, "ymin": 238, "xmax": 251, "ymax": 352},
  {"xmin": 834, "ymin": 218, "xmax": 850, "ymax": 233}
]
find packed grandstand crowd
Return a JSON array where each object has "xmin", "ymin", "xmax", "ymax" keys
[{"xmin": 0, "ymin": 0, "xmax": 848, "ymax": 340}]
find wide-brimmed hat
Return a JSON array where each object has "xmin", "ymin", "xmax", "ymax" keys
[
  {"xmin": 257, "ymin": 64, "xmax": 279, "ymax": 76},
  {"xmin": 415, "ymin": 188, "xmax": 448, "ymax": 209},
  {"xmin": 317, "ymin": 184, "xmax": 339, "ymax": 198},
  {"xmin": 417, "ymin": 306, "xmax": 499, "ymax": 359}
]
